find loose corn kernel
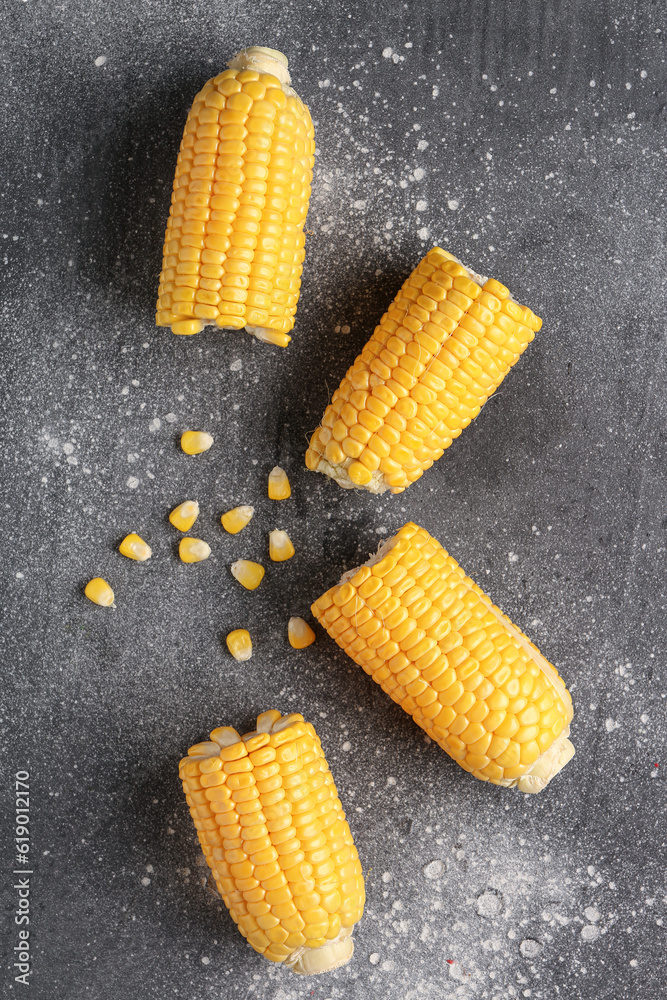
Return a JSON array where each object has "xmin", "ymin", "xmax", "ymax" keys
[
  {"xmin": 84, "ymin": 578, "xmax": 115, "ymax": 607},
  {"xmin": 181, "ymin": 430, "xmax": 214, "ymax": 455},
  {"xmin": 119, "ymin": 533, "xmax": 152, "ymax": 561},
  {"xmin": 221, "ymin": 505, "xmax": 255, "ymax": 534},
  {"xmin": 169, "ymin": 500, "xmax": 200, "ymax": 532},
  {"xmin": 269, "ymin": 529, "xmax": 295, "ymax": 562},
  {"xmin": 288, "ymin": 617, "xmax": 316, "ymax": 649},
  {"xmin": 179, "ymin": 710, "xmax": 364, "ymax": 972},
  {"xmin": 226, "ymin": 628, "xmax": 253, "ymax": 661},
  {"xmin": 312, "ymin": 522, "xmax": 574, "ymax": 794},
  {"xmin": 268, "ymin": 466, "xmax": 291, "ymax": 500},
  {"xmin": 179, "ymin": 538, "xmax": 211, "ymax": 563},
  {"xmin": 306, "ymin": 246, "xmax": 542, "ymax": 495},
  {"xmin": 231, "ymin": 559, "xmax": 265, "ymax": 590}
]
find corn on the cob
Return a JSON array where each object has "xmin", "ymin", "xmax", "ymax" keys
[
  {"xmin": 179, "ymin": 711, "xmax": 365, "ymax": 973},
  {"xmin": 306, "ymin": 247, "xmax": 542, "ymax": 494},
  {"xmin": 231, "ymin": 559, "xmax": 265, "ymax": 590},
  {"xmin": 226, "ymin": 629, "xmax": 253, "ymax": 661},
  {"xmin": 269, "ymin": 529, "xmax": 295, "ymax": 562},
  {"xmin": 84, "ymin": 578, "xmax": 115, "ymax": 607},
  {"xmin": 181, "ymin": 430, "xmax": 214, "ymax": 455},
  {"xmin": 268, "ymin": 465, "xmax": 291, "ymax": 500},
  {"xmin": 312, "ymin": 522, "xmax": 574, "ymax": 793},
  {"xmin": 169, "ymin": 500, "xmax": 200, "ymax": 532},
  {"xmin": 179, "ymin": 538, "xmax": 211, "ymax": 563},
  {"xmin": 156, "ymin": 47, "xmax": 315, "ymax": 348},
  {"xmin": 221, "ymin": 505, "xmax": 255, "ymax": 534},
  {"xmin": 288, "ymin": 617, "xmax": 316, "ymax": 649},
  {"xmin": 119, "ymin": 533, "xmax": 152, "ymax": 561}
]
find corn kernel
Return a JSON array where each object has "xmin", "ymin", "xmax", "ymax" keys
[
  {"xmin": 181, "ymin": 430, "xmax": 214, "ymax": 455},
  {"xmin": 226, "ymin": 629, "xmax": 253, "ymax": 661},
  {"xmin": 269, "ymin": 529, "xmax": 295, "ymax": 562},
  {"xmin": 119, "ymin": 534, "xmax": 152, "ymax": 562},
  {"xmin": 179, "ymin": 538, "xmax": 211, "ymax": 563},
  {"xmin": 288, "ymin": 617, "xmax": 315, "ymax": 649},
  {"xmin": 231, "ymin": 559, "xmax": 265, "ymax": 590},
  {"xmin": 169, "ymin": 500, "xmax": 200, "ymax": 532},
  {"xmin": 268, "ymin": 466, "xmax": 291, "ymax": 500},
  {"xmin": 84, "ymin": 578, "xmax": 115, "ymax": 607},
  {"xmin": 221, "ymin": 505, "xmax": 255, "ymax": 534}
]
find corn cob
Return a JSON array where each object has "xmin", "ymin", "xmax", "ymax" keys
[
  {"xmin": 179, "ymin": 711, "xmax": 365, "ymax": 974},
  {"xmin": 156, "ymin": 47, "xmax": 315, "ymax": 348},
  {"xmin": 312, "ymin": 523, "xmax": 574, "ymax": 793},
  {"xmin": 306, "ymin": 247, "xmax": 542, "ymax": 494}
]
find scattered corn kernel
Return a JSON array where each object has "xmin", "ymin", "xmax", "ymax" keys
[
  {"xmin": 268, "ymin": 465, "xmax": 291, "ymax": 500},
  {"xmin": 84, "ymin": 578, "xmax": 115, "ymax": 607},
  {"xmin": 119, "ymin": 533, "xmax": 152, "ymax": 562},
  {"xmin": 169, "ymin": 500, "xmax": 199, "ymax": 532},
  {"xmin": 231, "ymin": 559, "xmax": 265, "ymax": 590},
  {"xmin": 179, "ymin": 711, "xmax": 365, "ymax": 972},
  {"xmin": 179, "ymin": 538, "xmax": 211, "ymax": 563},
  {"xmin": 269, "ymin": 529, "xmax": 295, "ymax": 562},
  {"xmin": 226, "ymin": 629, "xmax": 253, "ymax": 661},
  {"xmin": 221, "ymin": 505, "xmax": 255, "ymax": 534},
  {"xmin": 288, "ymin": 616, "xmax": 316, "ymax": 649},
  {"xmin": 181, "ymin": 430, "xmax": 214, "ymax": 455}
]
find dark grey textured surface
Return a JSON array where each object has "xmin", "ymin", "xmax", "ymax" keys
[{"xmin": 1, "ymin": 2, "xmax": 665, "ymax": 998}]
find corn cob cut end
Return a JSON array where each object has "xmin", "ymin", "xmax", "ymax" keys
[
  {"xmin": 312, "ymin": 523, "xmax": 573, "ymax": 793},
  {"xmin": 306, "ymin": 247, "xmax": 542, "ymax": 494},
  {"xmin": 228, "ymin": 46, "xmax": 291, "ymax": 88},
  {"xmin": 179, "ymin": 711, "xmax": 364, "ymax": 973}
]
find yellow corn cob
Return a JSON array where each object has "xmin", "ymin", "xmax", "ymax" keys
[
  {"xmin": 268, "ymin": 465, "xmax": 291, "ymax": 500},
  {"xmin": 231, "ymin": 558, "xmax": 265, "ymax": 590},
  {"xmin": 269, "ymin": 529, "xmax": 295, "ymax": 562},
  {"xmin": 226, "ymin": 628, "xmax": 253, "ymax": 661},
  {"xmin": 181, "ymin": 430, "xmax": 214, "ymax": 455},
  {"xmin": 84, "ymin": 577, "xmax": 115, "ymax": 607},
  {"xmin": 169, "ymin": 500, "xmax": 199, "ymax": 532},
  {"xmin": 179, "ymin": 711, "xmax": 365, "ymax": 973},
  {"xmin": 288, "ymin": 617, "xmax": 316, "ymax": 649},
  {"xmin": 221, "ymin": 505, "xmax": 255, "ymax": 534},
  {"xmin": 119, "ymin": 533, "xmax": 152, "ymax": 561},
  {"xmin": 179, "ymin": 538, "xmax": 211, "ymax": 563},
  {"xmin": 306, "ymin": 247, "xmax": 542, "ymax": 494},
  {"xmin": 312, "ymin": 523, "xmax": 574, "ymax": 793},
  {"xmin": 156, "ymin": 46, "xmax": 315, "ymax": 348}
]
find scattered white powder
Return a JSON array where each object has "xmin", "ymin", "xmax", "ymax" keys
[
  {"xmin": 94, "ymin": 55, "xmax": 107, "ymax": 67},
  {"xmin": 605, "ymin": 718, "xmax": 620, "ymax": 732},
  {"xmin": 422, "ymin": 860, "xmax": 445, "ymax": 880},
  {"xmin": 476, "ymin": 890, "xmax": 503, "ymax": 917},
  {"xmin": 230, "ymin": 359, "xmax": 242, "ymax": 372},
  {"xmin": 127, "ymin": 477, "xmax": 139, "ymax": 489},
  {"xmin": 149, "ymin": 418, "xmax": 161, "ymax": 431},
  {"xmin": 447, "ymin": 199, "xmax": 459, "ymax": 210},
  {"xmin": 581, "ymin": 924, "xmax": 600, "ymax": 942},
  {"xmin": 584, "ymin": 906, "xmax": 601, "ymax": 922},
  {"xmin": 520, "ymin": 939, "xmax": 543, "ymax": 957},
  {"xmin": 369, "ymin": 952, "xmax": 380, "ymax": 965}
]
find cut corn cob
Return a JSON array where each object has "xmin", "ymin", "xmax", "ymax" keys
[
  {"xmin": 84, "ymin": 578, "xmax": 115, "ymax": 607},
  {"xmin": 221, "ymin": 505, "xmax": 255, "ymax": 534},
  {"xmin": 169, "ymin": 500, "xmax": 200, "ymax": 532},
  {"xmin": 119, "ymin": 533, "xmax": 152, "ymax": 561},
  {"xmin": 269, "ymin": 529, "xmax": 295, "ymax": 562},
  {"xmin": 268, "ymin": 465, "xmax": 291, "ymax": 500},
  {"xmin": 306, "ymin": 247, "xmax": 542, "ymax": 494},
  {"xmin": 226, "ymin": 628, "xmax": 253, "ymax": 661},
  {"xmin": 179, "ymin": 538, "xmax": 212, "ymax": 563},
  {"xmin": 179, "ymin": 711, "xmax": 365, "ymax": 973},
  {"xmin": 288, "ymin": 617, "xmax": 316, "ymax": 649},
  {"xmin": 231, "ymin": 558, "xmax": 265, "ymax": 590},
  {"xmin": 181, "ymin": 430, "xmax": 214, "ymax": 455},
  {"xmin": 312, "ymin": 522, "xmax": 574, "ymax": 793},
  {"xmin": 156, "ymin": 46, "xmax": 315, "ymax": 348}
]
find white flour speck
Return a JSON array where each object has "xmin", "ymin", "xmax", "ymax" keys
[
  {"xmin": 230, "ymin": 359, "xmax": 242, "ymax": 372},
  {"xmin": 127, "ymin": 477, "xmax": 139, "ymax": 489},
  {"xmin": 581, "ymin": 924, "xmax": 600, "ymax": 942},
  {"xmin": 422, "ymin": 860, "xmax": 445, "ymax": 880},
  {"xmin": 369, "ymin": 952, "xmax": 380, "ymax": 965},
  {"xmin": 382, "ymin": 47, "xmax": 393, "ymax": 58},
  {"xmin": 416, "ymin": 199, "xmax": 428, "ymax": 212},
  {"xmin": 584, "ymin": 906, "xmax": 600, "ymax": 922},
  {"xmin": 94, "ymin": 55, "xmax": 107, "ymax": 67},
  {"xmin": 605, "ymin": 718, "xmax": 620, "ymax": 732},
  {"xmin": 447, "ymin": 199, "xmax": 459, "ymax": 211},
  {"xmin": 520, "ymin": 939, "xmax": 543, "ymax": 957},
  {"xmin": 149, "ymin": 418, "xmax": 161, "ymax": 432}
]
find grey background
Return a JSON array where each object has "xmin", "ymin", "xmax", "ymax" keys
[{"xmin": 1, "ymin": 1, "xmax": 665, "ymax": 998}]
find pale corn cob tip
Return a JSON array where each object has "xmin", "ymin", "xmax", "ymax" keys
[
  {"xmin": 155, "ymin": 46, "xmax": 315, "ymax": 346},
  {"xmin": 179, "ymin": 711, "xmax": 365, "ymax": 973},
  {"xmin": 312, "ymin": 523, "xmax": 574, "ymax": 793},
  {"xmin": 305, "ymin": 247, "xmax": 542, "ymax": 494}
]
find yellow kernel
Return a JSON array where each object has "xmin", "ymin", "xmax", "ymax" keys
[
  {"xmin": 221, "ymin": 505, "xmax": 255, "ymax": 534},
  {"xmin": 348, "ymin": 461, "xmax": 372, "ymax": 486},
  {"xmin": 179, "ymin": 538, "xmax": 211, "ymax": 563},
  {"xmin": 226, "ymin": 629, "xmax": 253, "ymax": 661},
  {"xmin": 269, "ymin": 529, "xmax": 295, "ymax": 562},
  {"xmin": 288, "ymin": 617, "xmax": 316, "ymax": 650},
  {"xmin": 169, "ymin": 500, "xmax": 200, "ymax": 532},
  {"xmin": 268, "ymin": 466, "xmax": 291, "ymax": 500},
  {"xmin": 118, "ymin": 533, "xmax": 152, "ymax": 562},
  {"xmin": 180, "ymin": 430, "xmax": 214, "ymax": 455},
  {"xmin": 231, "ymin": 559, "xmax": 265, "ymax": 590},
  {"xmin": 84, "ymin": 578, "xmax": 115, "ymax": 607}
]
